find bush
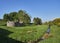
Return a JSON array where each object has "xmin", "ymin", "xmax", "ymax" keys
[
  {"xmin": 33, "ymin": 17, "xmax": 42, "ymax": 25},
  {"xmin": 57, "ymin": 23, "xmax": 60, "ymax": 27},
  {"xmin": 53, "ymin": 18, "xmax": 60, "ymax": 25}
]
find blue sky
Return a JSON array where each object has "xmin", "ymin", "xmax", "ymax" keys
[{"xmin": 0, "ymin": 0, "xmax": 60, "ymax": 22}]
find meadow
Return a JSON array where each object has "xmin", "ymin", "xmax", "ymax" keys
[
  {"xmin": 39, "ymin": 25, "xmax": 60, "ymax": 43},
  {"xmin": 0, "ymin": 25, "xmax": 60, "ymax": 43}
]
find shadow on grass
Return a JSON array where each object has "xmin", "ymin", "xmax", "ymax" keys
[{"xmin": 0, "ymin": 28, "xmax": 24, "ymax": 43}]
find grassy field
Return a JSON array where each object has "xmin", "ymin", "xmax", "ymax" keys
[
  {"xmin": 0, "ymin": 25, "xmax": 47, "ymax": 43},
  {"xmin": 0, "ymin": 25, "xmax": 60, "ymax": 43},
  {"xmin": 39, "ymin": 25, "xmax": 60, "ymax": 43}
]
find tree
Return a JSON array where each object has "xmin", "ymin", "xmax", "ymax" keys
[
  {"xmin": 3, "ymin": 14, "xmax": 9, "ymax": 21},
  {"xmin": 17, "ymin": 10, "xmax": 31, "ymax": 24},
  {"xmin": 43, "ymin": 22, "xmax": 48, "ymax": 25},
  {"xmin": 53, "ymin": 18, "xmax": 60, "ymax": 25},
  {"xmin": 16, "ymin": 10, "xmax": 25, "ymax": 22},
  {"xmin": 23, "ymin": 14, "xmax": 31, "ymax": 24},
  {"xmin": 3, "ymin": 10, "xmax": 31, "ymax": 26},
  {"xmin": 33, "ymin": 17, "xmax": 42, "ymax": 25},
  {"xmin": 48, "ymin": 21, "xmax": 53, "ymax": 25},
  {"xmin": 3, "ymin": 12, "xmax": 17, "ymax": 21},
  {"xmin": 9, "ymin": 12, "xmax": 17, "ymax": 21}
]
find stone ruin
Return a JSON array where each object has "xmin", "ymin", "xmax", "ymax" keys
[
  {"xmin": 7, "ymin": 21, "xmax": 15, "ymax": 27},
  {"xmin": 7, "ymin": 21, "xmax": 24, "ymax": 27}
]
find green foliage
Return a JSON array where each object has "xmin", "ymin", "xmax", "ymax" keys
[
  {"xmin": 43, "ymin": 22, "xmax": 48, "ymax": 25},
  {"xmin": 3, "ymin": 12, "xmax": 17, "ymax": 21},
  {"xmin": 17, "ymin": 10, "xmax": 31, "ymax": 24},
  {"xmin": 9, "ymin": 12, "xmax": 17, "ymax": 21},
  {"xmin": 23, "ymin": 14, "xmax": 31, "ymax": 24},
  {"xmin": 48, "ymin": 21, "xmax": 53, "ymax": 25},
  {"xmin": 43, "ymin": 21, "xmax": 53, "ymax": 25},
  {"xmin": 3, "ymin": 14, "xmax": 9, "ymax": 21},
  {"xmin": 33, "ymin": 17, "xmax": 42, "ymax": 25},
  {"xmin": 17, "ymin": 10, "xmax": 24, "ymax": 21},
  {"xmin": 53, "ymin": 18, "xmax": 60, "ymax": 26},
  {"xmin": 57, "ymin": 23, "xmax": 60, "ymax": 27},
  {"xmin": 3, "ymin": 10, "xmax": 31, "ymax": 25}
]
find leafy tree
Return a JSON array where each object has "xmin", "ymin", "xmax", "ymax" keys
[
  {"xmin": 3, "ymin": 12, "xmax": 17, "ymax": 21},
  {"xmin": 3, "ymin": 14, "xmax": 9, "ymax": 21},
  {"xmin": 9, "ymin": 12, "xmax": 17, "ymax": 21},
  {"xmin": 43, "ymin": 22, "xmax": 48, "ymax": 25},
  {"xmin": 17, "ymin": 10, "xmax": 31, "ymax": 24},
  {"xmin": 33, "ymin": 17, "xmax": 42, "ymax": 25},
  {"xmin": 3, "ymin": 10, "xmax": 31, "ymax": 25},
  {"xmin": 53, "ymin": 18, "xmax": 60, "ymax": 25},
  {"xmin": 23, "ymin": 14, "xmax": 31, "ymax": 24},
  {"xmin": 17, "ymin": 10, "xmax": 24, "ymax": 21},
  {"xmin": 48, "ymin": 21, "xmax": 53, "ymax": 25}
]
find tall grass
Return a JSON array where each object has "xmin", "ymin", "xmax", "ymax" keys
[
  {"xmin": 0, "ymin": 25, "xmax": 47, "ymax": 42},
  {"xmin": 39, "ymin": 25, "xmax": 60, "ymax": 43}
]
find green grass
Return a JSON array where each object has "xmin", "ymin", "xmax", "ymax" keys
[
  {"xmin": 39, "ymin": 25, "xmax": 60, "ymax": 43},
  {"xmin": 0, "ymin": 21, "xmax": 6, "ymax": 26},
  {"xmin": 0, "ymin": 25, "xmax": 47, "ymax": 42},
  {"xmin": 0, "ymin": 25, "xmax": 60, "ymax": 43}
]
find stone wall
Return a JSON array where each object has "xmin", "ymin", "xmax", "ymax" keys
[{"xmin": 7, "ymin": 21, "xmax": 15, "ymax": 27}]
